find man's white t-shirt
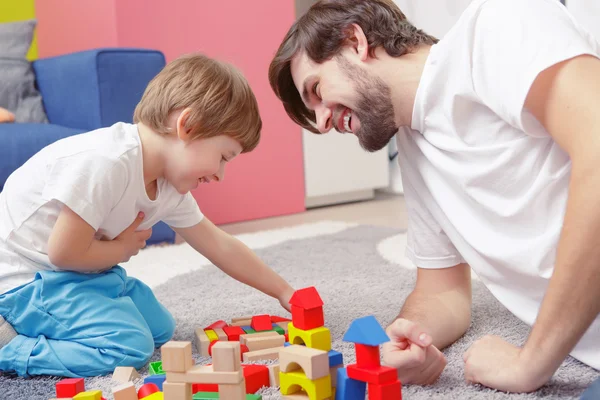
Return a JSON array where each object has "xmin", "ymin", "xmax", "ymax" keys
[
  {"xmin": 396, "ymin": 0, "xmax": 600, "ymax": 369},
  {"xmin": 0, "ymin": 122, "xmax": 204, "ymax": 295}
]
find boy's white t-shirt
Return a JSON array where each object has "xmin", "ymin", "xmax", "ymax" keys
[
  {"xmin": 0, "ymin": 122, "xmax": 204, "ymax": 295},
  {"xmin": 396, "ymin": 0, "xmax": 600, "ymax": 369}
]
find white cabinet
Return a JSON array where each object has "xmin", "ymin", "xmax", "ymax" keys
[{"xmin": 303, "ymin": 129, "xmax": 389, "ymax": 208}]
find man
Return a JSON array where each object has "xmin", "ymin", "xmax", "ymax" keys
[{"xmin": 268, "ymin": 0, "xmax": 600, "ymax": 394}]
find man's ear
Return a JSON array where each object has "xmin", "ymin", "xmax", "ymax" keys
[
  {"xmin": 176, "ymin": 108, "xmax": 193, "ymax": 142},
  {"xmin": 348, "ymin": 23, "xmax": 369, "ymax": 62}
]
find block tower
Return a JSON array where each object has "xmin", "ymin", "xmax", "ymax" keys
[
  {"xmin": 337, "ymin": 316, "xmax": 402, "ymax": 400},
  {"xmin": 279, "ymin": 286, "xmax": 343, "ymax": 399}
]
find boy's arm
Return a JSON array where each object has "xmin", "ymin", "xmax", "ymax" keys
[
  {"xmin": 173, "ymin": 218, "xmax": 295, "ymax": 310},
  {"xmin": 47, "ymin": 206, "xmax": 150, "ymax": 272}
]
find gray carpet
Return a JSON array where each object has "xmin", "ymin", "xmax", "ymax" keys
[{"xmin": 0, "ymin": 225, "xmax": 598, "ymax": 399}]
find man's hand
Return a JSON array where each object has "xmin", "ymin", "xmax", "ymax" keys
[
  {"xmin": 382, "ymin": 318, "xmax": 447, "ymax": 385},
  {"xmin": 114, "ymin": 212, "xmax": 152, "ymax": 262},
  {"xmin": 464, "ymin": 335, "xmax": 545, "ymax": 393},
  {"xmin": 278, "ymin": 286, "xmax": 294, "ymax": 313}
]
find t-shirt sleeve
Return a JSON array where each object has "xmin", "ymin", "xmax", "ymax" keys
[
  {"xmin": 162, "ymin": 192, "xmax": 204, "ymax": 228},
  {"xmin": 402, "ymin": 174, "xmax": 466, "ymax": 269},
  {"xmin": 41, "ymin": 153, "xmax": 127, "ymax": 230},
  {"xmin": 471, "ymin": 0, "xmax": 600, "ymax": 136}
]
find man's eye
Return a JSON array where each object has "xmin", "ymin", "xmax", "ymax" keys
[{"xmin": 313, "ymin": 82, "xmax": 320, "ymax": 99}]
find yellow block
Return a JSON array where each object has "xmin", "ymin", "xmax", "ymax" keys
[
  {"xmin": 288, "ymin": 323, "xmax": 331, "ymax": 352},
  {"xmin": 73, "ymin": 390, "xmax": 102, "ymax": 400},
  {"xmin": 141, "ymin": 392, "xmax": 164, "ymax": 400},
  {"xmin": 280, "ymin": 370, "xmax": 331, "ymax": 400},
  {"xmin": 205, "ymin": 329, "xmax": 218, "ymax": 342},
  {"xmin": 0, "ymin": 0, "xmax": 38, "ymax": 60}
]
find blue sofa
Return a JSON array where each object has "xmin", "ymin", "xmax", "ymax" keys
[{"xmin": 0, "ymin": 48, "xmax": 176, "ymax": 245}]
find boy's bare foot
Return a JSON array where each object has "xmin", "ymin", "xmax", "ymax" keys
[
  {"xmin": 0, "ymin": 107, "xmax": 15, "ymax": 123},
  {"xmin": 0, "ymin": 316, "xmax": 17, "ymax": 349}
]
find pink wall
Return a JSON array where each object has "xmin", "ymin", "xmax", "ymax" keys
[
  {"xmin": 35, "ymin": 0, "xmax": 306, "ymax": 225},
  {"xmin": 36, "ymin": 0, "xmax": 118, "ymax": 58}
]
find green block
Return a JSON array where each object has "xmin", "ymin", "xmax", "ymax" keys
[
  {"xmin": 242, "ymin": 326, "xmax": 256, "ymax": 334},
  {"xmin": 149, "ymin": 361, "xmax": 164, "ymax": 375},
  {"xmin": 246, "ymin": 395, "xmax": 262, "ymax": 399},
  {"xmin": 272, "ymin": 325, "xmax": 285, "ymax": 335},
  {"xmin": 192, "ymin": 393, "xmax": 219, "ymax": 400}
]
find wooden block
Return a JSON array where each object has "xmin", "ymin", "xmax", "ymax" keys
[
  {"xmin": 213, "ymin": 328, "xmax": 228, "ymax": 341},
  {"xmin": 240, "ymin": 330, "xmax": 279, "ymax": 345},
  {"xmin": 163, "ymin": 381, "xmax": 191, "ymax": 399},
  {"xmin": 73, "ymin": 391, "xmax": 102, "ymax": 400},
  {"xmin": 195, "ymin": 328, "xmax": 211, "ymax": 357},
  {"xmin": 112, "ymin": 366, "xmax": 140, "ymax": 383},
  {"xmin": 212, "ymin": 341, "xmax": 241, "ymax": 372},
  {"xmin": 167, "ymin": 365, "xmax": 243, "ymax": 384},
  {"xmin": 245, "ymin": 334, "xmax": 285, "ymax": 352},
  {"xmin": 111, "ymin": 381, "xmax": 137, "ymax": 400},
  {"xmin": 242, "ymin": 347, "xmax": 284, "ymax": 362},
  {"xmin": 231, "ymin": 316, "xmax": 252, "ymax": 323},
  {"xmin": 230, "ymin": 319, "xmax": 252, "ymax": 327},
  {"xmin": 268, "ymin": 364, "xmax": 280, "ymax": 386},
  {"xmin": 330, "ymin": 365, "xmax": 343, "ymax": 387},
  {"xmin": 161, "ymin": 341, "xmax": 194, "ymax": 373},
  {"xmin": 279, "ymin": 345, "xmax": 329, "ymax": 380},
  {"xmin": 282, "ymin": 394, "xmax": 310, "ymax": 399},
  {"xmin": 218, "ymin": 380, "xmax": 246, "ymax": 400},
  {"xmin": 205, "ymin": 329, "xmax": 219, "ymax": 342},
  {"xmin": 276, "ymin": 321, "xmax": 290, "ymax": 333}
]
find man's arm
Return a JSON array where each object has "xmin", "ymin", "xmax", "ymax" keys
[
  {"xmin": 520, "ymin": 53, "xmax": 600, "ymax": 384},
  {"xmin": 173, "ymin": 218, "xmax": 295, "ymax": 308},
  {"xmin": 398, "ymin": 263, "xmax": 472, "ymax": 350}
]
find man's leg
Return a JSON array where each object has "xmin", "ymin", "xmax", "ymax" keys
[
  {"xmin": 122, "ymin": 274, "xmax": 176, "ymax": 347},
  {"xmin": 581, "ymin": 376, "xmax": 600, "ymax": 400},
  {"xmin": 0, "ymin": 267, "xmax": 155, "ymax": 377}
]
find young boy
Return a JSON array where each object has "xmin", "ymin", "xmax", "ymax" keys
[{"xmin": 0, "ymin": 53, "xmax": 295, "ymax": 378}]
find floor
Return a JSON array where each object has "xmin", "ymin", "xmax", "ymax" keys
[{"xmin": 218, "ymin": 191, "xmax": 407, "ymax": 235}]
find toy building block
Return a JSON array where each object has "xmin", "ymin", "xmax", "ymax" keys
[
  {"xmin": 241, "ymin": 326, "xmax": 256, "ymax": 334},
  {"xmin": 330, "ymin": 365, "xmax": 343, "ymax": 388},
  {"xmin": 231, "ymin": 316, "xmax": 252, "ymax": 323},
  {"xmin": 139, "ymin": 393, "xmax": 164, "ymax": 400},
  {"xmin": 242, "ymin": 346, "xmax": 284, "ymax": 362},
  {"xmin": 73, "ymin": 390, "xmax": 102, "ymax": 400},
  {"xmin": 112, "ymin": 366, "xmax": 140, "ymax": 383},
  {"xmin": 335, "ymin": 368, "xmax": 365, "ymax": 400},
  {"xmin": 268, "ymin": 364, "xmax": 280, "ymax": 387},
  {"xmin": 251, "ymin": 315, "xmax": 273, "ymax": 331},
  {"xmin": 167, "ymin": 365, "xmax": 243, "ymax": 384},
  {"xmin": 204, "ymin": 329, "xmax": 219, "ymax": 342},
  {"xmin": 288, "ymin": 323, "xmax": 331, "ymax": 352},
  {"xmin": 368, "ymin": 380, "xmax": 402, "ymax": 400},
  {"xmin": 271, "ymin": 315, "xmax": 292, "ymax": 323},
  {"xmin": 242, "ymin": 364, "xmax": 270, "ymax": 393},
  {"xmin": 279, "ymin": 370, "xmax": 331, "ymax": 400},
  {"xmin": 272, "ymin": 324, "xmax": 286, "ymax": 335},
  {"xmin": 111, "ymin": 381, "xmax": 137, "ymax": 400},
  {"xmin": 213, "ymin": 341, "xmax": 241, "ymax": 372},
  {"xmin": 138, "ymin": 383, "xmax": 160, "ymax": 399},
  {"xmin": 230, "ymin": 319, "xmax": 252, "ymax": 327},
  {"xmin": 163, "ymin": 382, "xmax": 192, "ymax": 399},
  {"xmin": 162, "ymin": 341, "xmax": 194, "ymax": 373},
  {"xmin": 195, "ymin": 328, "xmax": 212, "ymax": 357},
  {"xmin": 289, "ymin": 287, "xmax": 325, "ymax": 331},
  {"xmin": 192, "ymin": 393, "xmax": 219, "ymax": 399},
  {"xmin": 149, "ymin": 361, "xmax": 165, "ymax": 375},
  {"xmin": 342, "ymin": 316, "xmax": 389, "ymax": 368},
  {"xmin": 223, "ymin": 326, "xmax": 245, "ymax": 341},
  {"xmin": 144, "ymin": 374, "xmax": 166, "ymax": 391},
  {"xmin": 208, "ymin": 340, "xmax": 220, "ymax": 357},
  {"xmin": 328, "ymin": 350, "xmax": 343, "ymax": 367},
  {"xmin": 240, "ymin": 344, "xmax": 250, "ymax": 360},
  {"xmin": 192, "ymin": 382, "xmax": 218, "ymax": 393},
  {"xmin": 56, "ymin": 378, "xmax": 85, "ymax": 398},
  {"xmin": 218, "ymin": 381, "xmax": 245, "ymax": 399},
  {"xmin": 275, "ymin": 321, "xmax": 290, "ymax": 333},
  {"xmin": 213, "ymin": 328, "xmax": 228, "ymax": 342},
  {"xmin": 239, "ymin": 331, "xmax": 279, "ymax": 345},
  {"xmin": 279, "ymin": 345, "xmax": 330, "ymax": 380},
  {"xmin": 204, "ymin": 320, "xmax": 228, "ymax": 331},
  {"xmin": 346, "ymin": 365, "xmax": 397, "ymax": 385},
  {"xmin": 245, "ymin": 334, "xmax": 285, "ymax": 352}
]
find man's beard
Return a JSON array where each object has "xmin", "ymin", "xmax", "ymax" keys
[{"xmin": 336, "ymin": 56, "xmax": 398, "ymax": 152}]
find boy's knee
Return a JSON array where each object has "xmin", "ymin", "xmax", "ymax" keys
[
  {"xmin": 154, "ymin": 310, "xmax": 176, "ymax": 347},
  {"xmin": 110, "ymin": 326, "xmax": 155, "ymax": 369}
]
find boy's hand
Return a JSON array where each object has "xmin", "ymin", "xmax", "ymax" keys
[
  {"xmin": 278, "ymin": 286, "xmax": 294, "ymax": 313},
  {"xmin": 382, "ymin": 318, "xmax": 447, "ymax": 385},
  {"xmin": 115, "ymin": 212, "xmax": 152, "ymax": 262}
]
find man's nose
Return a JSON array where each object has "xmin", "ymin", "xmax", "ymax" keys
[{"xmin": 315, "ymin": 105, "xmax": 332, "ymax": 133}]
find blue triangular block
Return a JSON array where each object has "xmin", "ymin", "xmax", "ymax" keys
[{"xmin": 342, "ymin": 316, "xmax": 389, "ymax": 346}]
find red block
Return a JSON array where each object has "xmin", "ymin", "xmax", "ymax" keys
[
  {"xmin": 243, "ymin": 364, "xmax": 270, "ymax": 393},
  {"xmin": 204, "ymin": 320, "xmax": 228, "ymax": 331},
  {"xmin": 291, "ymin": 305, "xmax": 324, "ymax": 330},
  {"xmin": 56, "ymin": 378, "xmax": 85, "ymax": 398},
  {"xmin": 137, "ymin": 382, "xmax": 159, "ymax": 399},
  {"xmin": 192, "ymin": 382, "xmax": 218, "ymax": 393},
  {"xmin": 356, "ymin": 344, "xmax": 380, "ymax": 368},
  {"xmin": 240, "ymin": 344, "xmax": 249, "ymax": 360},
  {"xmin": 347, "ymin": 364, "xmax": 398, "ymax": 384},
  {"xmin": 270, "ymin": 315, "xmax": 292, "ymax": 323},
  {"xmin": 223, "ymin": 325, "xmax": 245, "ymax": 341},
  {"xmin": 208, "ymin": 340, "xmax": 219, "ymax": 356},
  {"xmin": 251, "ymin": 315, "xmax": 273, "ymax": 331},
  {"xmin": 284, "ymin": 333, "xmax": 289, "ymax": 342},
  {"xmin": 368, "ymin": 380, "xmax": 402, "ymax": 400}
]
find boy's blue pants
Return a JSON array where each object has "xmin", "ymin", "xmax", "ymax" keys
[
  {"xmin": 0, "ymin": 266, "xmax": 175, "ymax": 377},
  {"xmin": 581, "ymin": 376, "xmax": 600, "ymax": 400}
]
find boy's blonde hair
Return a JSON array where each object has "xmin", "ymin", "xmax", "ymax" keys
[{"xmin": 134, "ymin": 53, "xmax": 261, "ymax": 152}]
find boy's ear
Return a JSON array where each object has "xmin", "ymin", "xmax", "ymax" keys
[{"xmin": 176, "ymin": 108, "xmax": 194, "ymax": 142}]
